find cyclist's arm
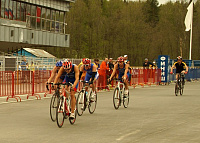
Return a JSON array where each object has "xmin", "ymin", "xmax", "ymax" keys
[
  {"xmin": 54, "ymin": 67, "xmax": 65, "ymax": 84},
  {"xmin": 109, "ymin": 64, "xmax": 117, "ymax": 80},
  {"xmin": 124, "ymin": 64, "xmax": 129, "ymax": 79},
  {"xmin": 91, "ymin": 64, "xmax": 97, "ymax": 83},
  {"xmin": 79, "ymin": 65, "xmax": 84, "ymax": 79},
  {"xmin": 170, "ymin": 65, "xmax": 175, "ymax": 73},
  {"xmin": 72, "ymin": 65, "xmax": 79, "ymax": 89},
  {"xmin": 184, "ymin": 63, "xmax": 188, "ymax": 72},
  {"xmin": 47, "ymin": 66, "xmax": 57, "ymax": 83}
]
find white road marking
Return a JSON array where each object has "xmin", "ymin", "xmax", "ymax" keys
[{"xmin": 116, "ymin": 130, "xmax": 141, "ymax": 141}]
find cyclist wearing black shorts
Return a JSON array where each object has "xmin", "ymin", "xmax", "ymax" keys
[{"xmin": 170, "ymin": 56, "xmax": 188, "ymax": 84}]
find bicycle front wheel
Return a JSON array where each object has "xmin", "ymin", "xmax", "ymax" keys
[
  {"xmin": 113, "ymin": 88, "xmax": 120, "ymax": 109},
  {"xmin": 180, "ymin": 82, "xmax": 183, "ymax": 96},
  {"xmin": 175, "ymin": 83, "xmax": 178, "ymax": 96},
  {"xmin": 76, "ymin": 91, "xmax": 85, "ymax": 116},
  {"xmin": 89, "ymin": 92, "xmax": 97, "ymax": 114},
  {"xmin": 123, "ymin": 92, "xmax": 129, "ymax": 108},
  {"xmin": 69, "ymin": 109, "xmax": 77, "ymax": 125},
  {"xmin": 56, "ymin": 96, "xmax": 65, "ymax": 128},
  {"xmin": 50, "ymin": 93, "xmax": 59, "ymax": 122}
]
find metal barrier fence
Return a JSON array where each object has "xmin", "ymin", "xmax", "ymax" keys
[
  {"xmin": 1, "ymin": 67, "xmax": 199, "ymax": 102},
  {"xmin": 130, "ymin": 69, "xmax": 161, "ymax": 87},
  {"xmin": 169, "ymin": 68, "xmax": 200, "ymax": 82},
  {"xmin": 0, "ymin": 70, "xmax": 50, "ymax": 102}
]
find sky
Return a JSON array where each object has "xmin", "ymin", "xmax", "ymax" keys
[{"xmin": 127, "ymin": 0, "xmax": 193, "ymax": 5}]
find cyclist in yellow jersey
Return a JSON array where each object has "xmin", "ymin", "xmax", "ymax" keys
[{"xmin": 170, "ymin": 56, "xmax": 188, "ymax": 84}]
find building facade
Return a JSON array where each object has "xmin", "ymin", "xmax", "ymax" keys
[{"xmin": 0, "ymin": 0, "xmax": 74, "ymax": 49}]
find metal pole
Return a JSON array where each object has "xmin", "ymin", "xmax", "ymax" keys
[{"xmin": 189, "ymin": 2, "xmax": 193, "ymax": 60}]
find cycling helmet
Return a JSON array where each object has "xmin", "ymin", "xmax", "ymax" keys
[
  {"xmin": 83, "ymin": 58, "xmax": 91, "ymax": 65},
  {"xmin": 62, "ymin": 60, "xmax": 72, "ymax": 69},
  {"xmin": 177, "ymin": 56, "xmax": 182, "ymax": 60},
  {"xmin": 56, "ymin": 61, "xmax": 63, "ymax": 67},
  {"xmin": 117, "ymin": 56, "xmax": 124, "ymax": 62}
]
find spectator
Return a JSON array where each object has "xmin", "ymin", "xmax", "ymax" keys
[
  {"xmin": 21, "ymin": 57, "xmax": 28, "ymax": 82},
  {"xmin": 124, "ymin": 55, "xmax": 128, "ymax": 64},
  {"xmin": 29, "ymin": 62, "xmax": 35, "ymax": 71},
  {"xmin": 98, "ymin": 58, "xmax": 109, "ymax": 90},
  {"xmin": 143, "ymin": 58, "xmax": 155, "ymax": 83},
  {"xmin": 21, "ymin": 59, "xmax": 27, "ymax": 71},
  {"xmin": 94, "ymin": 58, "xmax": 100, "ymax": 70},
  {"xmin": 143, "ymin": 58, "xmax": 155, "ymax": 69},
  {"xmin": 108, "ymin": 58, "xmax": 114, "ymax": 70}
]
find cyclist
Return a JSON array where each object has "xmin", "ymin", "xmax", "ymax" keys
[
  {"xmin": 108, "ymin": 56, "xmax": 130, "ymax": 96},
  {"xmin": 170, "ymin": 56, "xmax": 188, "ymax": 84},
  {"xmin": 54, "ymin": 60, "xmax": 79, "ymax": 119},
  {"xmin": 79, "ymin": 58, "xmax": 98, "ymax": 100},
  {"xmin": 46, "ymin": 61, "xmax": 66, "ymax": 90}
]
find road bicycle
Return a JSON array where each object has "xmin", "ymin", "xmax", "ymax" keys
[
  {"xmin": 76, "ymin": 81, "xmax": 97, "ymax": 116},
  {"xmin": 175, "ymin": 73, "xmax": 185, "ymax": 96},
  {"xmin": 113, "ymin": 79, "xmax": 129, "ymax": 109},
  {"xmin": 54, "ymin": 82, "xmax": 77, "ymax": 128}
]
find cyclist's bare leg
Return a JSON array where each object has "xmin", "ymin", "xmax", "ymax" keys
[
  {"xmin": 124, "ymin": 79, "xmax": 129, "ymax": 90},
  {"xmin": 64, "ymin": 85, "xmax": 70, "ymax": 99},
  {"xmin": 70, "ymin": 90, "xmax": 76, "ymax": 113}
]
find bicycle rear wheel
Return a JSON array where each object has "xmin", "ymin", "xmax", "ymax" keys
[
  {"xmin": 123, "ymin": 92, "xmax": 129, "ymax": 108},
  {"xmin": 50, "ymin": 93, "xmax": 59, "ymax": 122},
  {"xmin": 113, "ymin": 88, "xmax": 120, "ymax": 109},
  {"xmin": 89, "ymin": 91, "xmax": 97, "ymax": 114},
  {"xmin": 56, "ymin": 96, "xmax": 65, "ymax": 128},
  {"xmin": 76, "ymin": 91, "xmax": 85, "ymax": 116}
]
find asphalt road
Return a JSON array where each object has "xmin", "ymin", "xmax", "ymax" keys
[{"xmin": 0, "ymin": 82, "xmax": 200, "ymax": 143}]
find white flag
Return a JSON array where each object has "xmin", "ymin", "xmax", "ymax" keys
[{"xmin": 184, "ymin": 1, "xmax": 193, "ymax": 31}]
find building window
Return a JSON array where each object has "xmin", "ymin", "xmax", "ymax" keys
[
  {"xmin": 41, "ymin": 7, "xmax": 46, "ymax": 30},
  {"xmin": 9, "ymin": 0, "xmax": 13, "ymax": 20},
  {"xmin": 1, "ymin": 0, "xmax": 5, "ymax": 18},
  {"xmin": 30, "ymin": 5, "xmax": 36, "ymax": 29},
  {"xmin": 17, "ymin": 2, "xmax": 20, "ymax": 20},
  {"xmin": 46, "ymin": 8, "xmax": 50, "ymax": 31},
  {"xmin": 0, "ymin": 0, "xmax": 67, "ymax": 34},
  {"xmin": 20, "ymin": 3, "xmax": 25, "ymax": 21},
  {"xmin": 5, "ymin": 0, "xmax": 9, "ymax": 19},
  {"xmin": 12, "ymin": 1, "xmax": 16, "ymax": 20},
  {"xmin": 36, "ymin": 6, "xmax": 41, "ymax": 30},
  {"xmin": 50, "ymin": 9, "xmax": 55, "ymax": 32},
  {"xmin": 26, "ymin": 4, "xmax": 31, "ymax": 27}
]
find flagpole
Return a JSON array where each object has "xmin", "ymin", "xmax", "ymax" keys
[{"xmin": 189, "ymin": 2, "xmax": 193, "ymax": 60}]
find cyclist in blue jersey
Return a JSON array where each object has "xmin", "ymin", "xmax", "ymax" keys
[
  {"xmin": 79, "ymin": 58, "xmax": 98, "ymax": 100},
  {"xmin": 46, "ymin": 61, "xmax": 66, "ymax": 90},
  {"xmin": 109, "ymin": 56, "xmax": 130, "ymax": 96},
  {"xmin": 54, "ymin": 60, "xmax": 79, "ymax": 119}
]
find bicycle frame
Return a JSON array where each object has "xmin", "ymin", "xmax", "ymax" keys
[
  {"xmin": 175, "ymin": 73, "xmax": 184, "ymax": 96},
  {"xmin": 116, "ymin": 80, "xmax": 125, "ymax": 100},
  {"xmin": 79, "ymin": 81, "xmax": 92, "ymax": 106}
]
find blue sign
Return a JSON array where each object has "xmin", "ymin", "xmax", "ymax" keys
[{"xmin": 158, "ymin": 55, "xmax": 169, "ymax": 82}]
